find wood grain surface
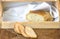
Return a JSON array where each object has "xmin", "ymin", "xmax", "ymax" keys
[
  {"xmin": 1, "ymin": 22, "xmax": 60, "ymax": 29},
  {"xmin": 0, "ymin": 29, "xmax": 60, "ymax": 39}
]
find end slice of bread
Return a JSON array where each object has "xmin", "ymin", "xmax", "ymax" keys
[{"xmin": 25, "ymin": 26, "xmax": 37, "ymax": 38}]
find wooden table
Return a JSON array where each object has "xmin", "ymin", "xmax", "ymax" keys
[{"xmin": 0, "ymin": 29, "xmax": 60, "ymax": 39}]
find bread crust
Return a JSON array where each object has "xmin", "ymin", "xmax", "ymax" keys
[
  {"xmin": 26, "ymin": 10, "xmax": 53, "ymax": 22},
  {"xmin": 25, "ymin": 26, "xmax": 37, "ymax": 38}
]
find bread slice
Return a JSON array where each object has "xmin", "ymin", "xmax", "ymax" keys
[
  {"xmin": 14, "ymin": 22, "xmax": 21, "ymax": 34},
  {"xmin": 27, "ymin": 13, "xmax": 44, "ymax": 22},
  {"xmin": 25, "ymin": 26, "xmax": 37, "ymax": 38},
  {"xmin": 16, "ymin": 22, "xmax": 29, "ymax": 37},
  {"xmin": 14, "ymin": 22, "xmax": 37, "ymax": 38},
  {"xmin": 26, "ymin": 10, "xmax": 53, "ymax": 22}
]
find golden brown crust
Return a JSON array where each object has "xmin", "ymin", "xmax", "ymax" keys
[{"xmin": 27, "ymin": 10, "xmax": 53, "ymax": 21}]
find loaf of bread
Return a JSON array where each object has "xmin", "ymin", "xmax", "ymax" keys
[{"xmin": 26, "ymin": 10, "xmax": 53, "ymax": 22}]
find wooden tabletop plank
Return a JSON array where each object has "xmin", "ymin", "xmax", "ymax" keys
[
  {"xmin": 1, "ymin": 22, "xmax": 60, "ymax": 29},
  {"xmin": 0, "ymin": 29, "xmax": 60, "ymax": 39}
]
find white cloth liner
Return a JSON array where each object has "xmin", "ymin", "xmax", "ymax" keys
[{"xmin": 3, "ymin": 2, "xmax": 59, "ymax": 22}]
